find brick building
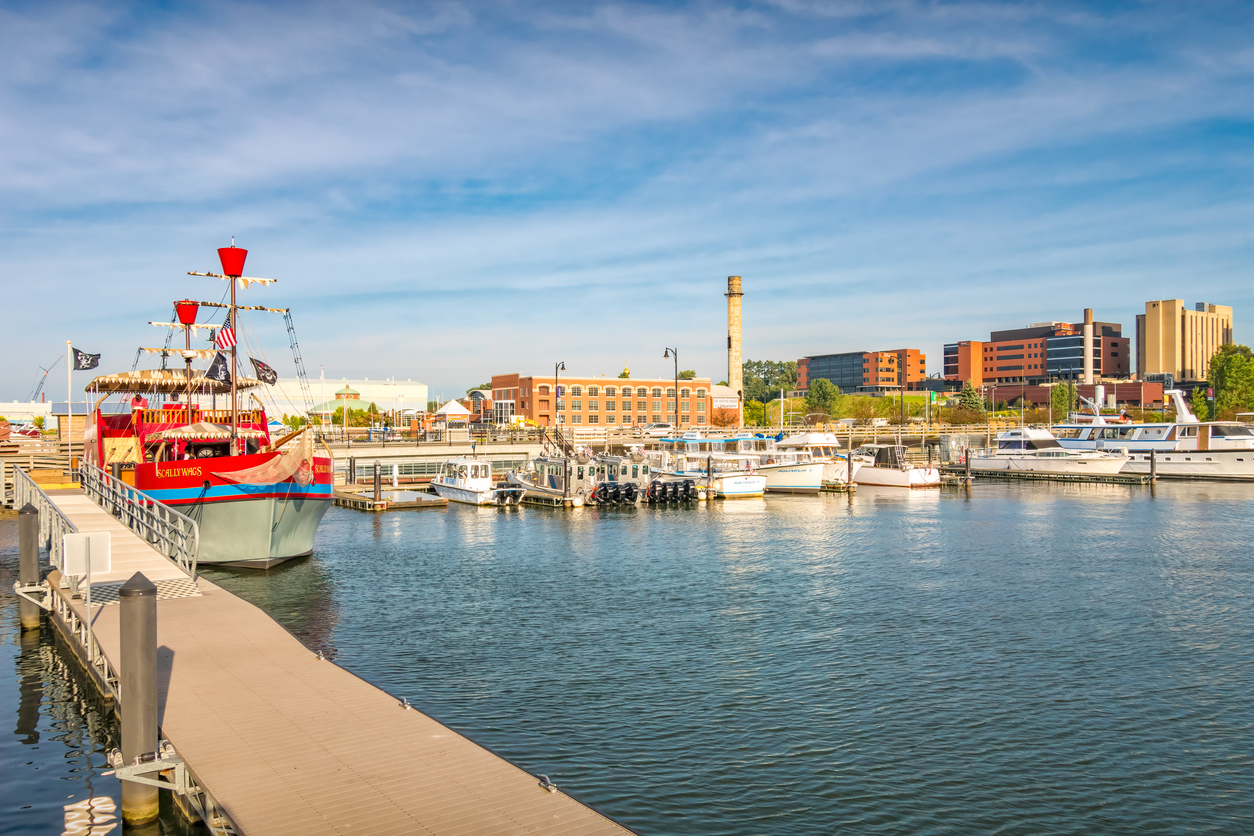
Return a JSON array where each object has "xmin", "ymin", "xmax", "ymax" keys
[
  {"xmin": 798, "ymin": 349, "xmax": 926, "ymax": 393},
  {"xmin": 489, "ymin": 372, "xmax": 715, "ymax": 428},
  {"xmin": 944, "ymin": 319, "xmax": 1130, "ymax": 386}
]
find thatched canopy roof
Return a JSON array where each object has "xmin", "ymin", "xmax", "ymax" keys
[{"xmin": 87, "ymin": 369, "xmax": 260, "ymax": 395}]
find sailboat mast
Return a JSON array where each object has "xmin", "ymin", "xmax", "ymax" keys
[{"xmin": 230, "ymin": 275, "xmax": 238, "ymax": 454}]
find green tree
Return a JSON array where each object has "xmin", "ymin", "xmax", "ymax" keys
[
  {"xmin": 1050, "ymin": 384, "xmax": 1071, "ymax": 418},
  {"xmin": 33, "ymin": 415, "xmax": 46, "ymax": 429},
  {"xmin": 743, "ymin": 400, "xmax": 765, "ymax": 426},
  {"xmin": 958, "ymin": 380, "xmax": 985, "ymax": 413},
  {"xmin": 618, "ymin": 369, "xmax": 631, "ymax": 379},
  {"xmin": 805, "ymin": 378, "xmax": 840, "ymax": 420},
  {"xmin": 741, "ymin": 359, "xmax": 799, "ymax": 403},
  {"xmin": 678, "ymin": 369, "xmax": 696, "ymax": 380},
  {"xmin": 1189, "ymin": 387, "xmax": 1210, "ymax": 421},
  {"xmin": 466, "ymin": 383, "xmax": 490, "ymax": 395},
  {"xmin": 427, "ymin": 400, "xmax": 439, "ymax": 412},
  {"xmin": 1208, "ymin": 343, "xmax": 1254, "ymax": 413}
]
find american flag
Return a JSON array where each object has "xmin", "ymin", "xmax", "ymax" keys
[{"xmin": 215, "ymin": 326, "xmax": 236, "ymax": 349}]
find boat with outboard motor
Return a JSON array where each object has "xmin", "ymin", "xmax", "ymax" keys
[
  {"xmin": 430, "ymin": 457, "xmax": 523, "ymax": 505},
  {"xmin": 82, "ymin": 245, "xmax": 333, "ymax": 567},
  {"xmin": 650, "ymin": 433, "xmax": 767, "ymax": 498},
  {"xmin": 969, "ymin": 428, "xmax": 1128, "ymax": 475},
  {"xmin": 1052, "ymin": 389, "xmax": 1254, "ymax": 480},
  {"xmin": 851, "ymin": 444, "xmax": 940, "ymax": 488}
]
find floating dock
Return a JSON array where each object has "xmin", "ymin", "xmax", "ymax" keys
[
  {"xmin": 938, "ymin": 465, "xmax": 1151, "ymax": 485},
  {"xmin": 819, "ymin": 481, "xmax": 856, "ymax": 493},
  {"xmin": 27, "ymin": 486, "xmax": 632, "ymax": 836},
  {"xmin": 333, "ymin": 489, "xmax": 447, "ymax": 512}
]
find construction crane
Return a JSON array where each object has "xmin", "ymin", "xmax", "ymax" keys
[{"xmin": 28, "ymin": 355, "xmax": 64, "ymax": 401}]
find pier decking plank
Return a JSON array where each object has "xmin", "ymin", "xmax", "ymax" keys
[{"xmin": 47, "ymin": 490, "xmax": 633, "ymax": 836}]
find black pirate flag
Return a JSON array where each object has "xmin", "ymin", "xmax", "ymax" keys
[
  {"xmin": 249, "ymin": 356, "xmax": 278, "ymax": 385},
  {"xmin": 72, "ymin": 347, "xmax": 100, "ymax": 370},
  {"xmin": 205, "ymin": 351, "xmax": 231, "ymax": 384}
]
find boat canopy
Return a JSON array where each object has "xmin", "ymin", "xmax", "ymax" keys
[
  {"xmin": 86, "ymin": 369, "xmax": 260, "ymax": 395},
  {"xmin": 145, "ymin": 422, "xmax": 267, "ymax": 440}
]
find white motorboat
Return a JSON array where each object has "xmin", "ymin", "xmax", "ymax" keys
[
  {"xmin": 774, "ymin": 431, "xmax": 863, "ymax": 486},
  {"xmin": 970, "ymin": 428, "xmax": 1128, "ymax": 475},
  {"xmin": 1052, "ymin": 389, "xmax": 1254, "ymax": 481},
  {"xmin": 431, "ymin": 458, "xmax": 520, "ymax": 505},
  {"xmin": 852, "ymin": 444, "xmax": 940, "ymax": 488}
]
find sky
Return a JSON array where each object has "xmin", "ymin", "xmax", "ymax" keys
[{"xmin": 2, "ymin": 0, "xmax": 1251, "ymax": 403}]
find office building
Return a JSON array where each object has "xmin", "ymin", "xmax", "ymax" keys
[
  {"xmin": 1136, "ymin": 300, "xmax": 1234, "ymax": 382},
  {"xmin": 490, "ymin": 372, "xmax": 715, "ymax": 427},
  {"xmin": 944, "ymin": 316, "xmax": 1129, "ymax": 386},
  {"xmin": 798, "ymin": 349, "xmax": 926, "ymax": 393}
]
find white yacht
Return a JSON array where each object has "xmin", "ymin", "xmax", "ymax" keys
[
  {"xmin": 1052, "ymin": 390, "xmax": 1254, "ymax": 481},
  {"xmin": 852, "ymin": 444, "xmax": 940, "ymax": 488},
  {"xmin": 970, "ymin": 428, "xmax": 1129, "ymax": 475},
  {"xmin": 431, "ymin": 458, "xmax": 520, "ymax": 505},
  {"xmin": 775, "ymin": 431, "xmax": 863, "ymax": 486}
]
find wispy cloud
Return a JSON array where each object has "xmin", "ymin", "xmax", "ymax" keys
[{"xmin": 1, "ymin": 0, "xmax": 1250, "ymax": 398}]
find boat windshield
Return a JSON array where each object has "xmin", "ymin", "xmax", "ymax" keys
[{"xmin": 1211, "ymin": 424, "xmax": 1254, "ymax": 437}]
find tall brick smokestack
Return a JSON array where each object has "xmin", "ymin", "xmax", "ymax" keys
[
  {"xmin": 726, "ymin": 276, "xmax": 744, "ymax": 426},
  {"xmin": 1083, "ymin": 308, "xmax": 1094, "ymax": 385}
]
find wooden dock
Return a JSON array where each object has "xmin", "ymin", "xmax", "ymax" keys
[
  {"xmin": 40, "ymin": 488, "xmax": 632, "ymax": 836},
  {"xmin": 332, "ymin": 489, "xmax": 448, "ymax": 512},
  {"xmin": 937, "ymin": 465, "xmax": 1151, "ymax": 485}
]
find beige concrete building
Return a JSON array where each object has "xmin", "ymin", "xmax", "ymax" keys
[{"xmin": 1136, "ymin": 300, "xmax": 1234, "ymax": 382}]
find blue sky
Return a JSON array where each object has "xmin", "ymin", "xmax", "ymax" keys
[{"xmin": 2, "ymin": 0, "xmax": 1251, "ymax": 402}]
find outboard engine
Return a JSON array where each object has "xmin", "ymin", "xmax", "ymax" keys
[
  {"xmin": 608, "ymin": 483, "xmax": 622, "ymax": 504},
  {"xmin": 622, "ymin": 483, "xmax": 638, "ymax": 503},
  {"xmin": 594, "ymin": 483, "xmax": 609, "ymax": 505},
  {"xmin": 664, "ymin": 481, "xmax": 676, "ymax": 501},
  {"xmin": 682, "ymin": 479, "xmax": 697, "ymax": 501}
]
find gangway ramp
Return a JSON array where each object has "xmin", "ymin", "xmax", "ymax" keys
[{"xmin": 43, "ymin": 488, "xmax": 634, "ymax": 836}]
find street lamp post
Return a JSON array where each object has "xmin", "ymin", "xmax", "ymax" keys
[
  {"xmin": 663, "ymin": 347, "xmax": 679, "ymax": 428},
  {"xmin": 554, "ymin": 361, "xmax": 565, "ymax": 428}
]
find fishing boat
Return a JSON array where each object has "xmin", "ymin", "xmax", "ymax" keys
[
  {"xmin": 1052, "ymin": 390, "xmax": 1254, "ymax": 480},
  {"xmin": 430, "ymin": 458, "xmax": 521, "ymax": 505},
  {"xmin": 82, "ymin": 245, "xmax": 333, "ymax": 568},
  {"xmin": 969, "ymin": 428, "xmax": 1128, "ymax": 475},
  {"xmin": 851, "ymin": 444, "xmax": 940, "ymax": 488}
]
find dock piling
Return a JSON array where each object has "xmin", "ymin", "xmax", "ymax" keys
[
  {"xmin": 18, "ymin": 503, "xmax": 41, "ymax": 631},
  {"xmin": 1150, "ymin": 449, "xmax": 1157, "ymax": 482},
  {"xmin": 119, "ymin": 572, "xmax": 160, "ymax": 826},
  {"xmin": 373, "ymin": 460, "xmax": 381, "ymax": 502}
]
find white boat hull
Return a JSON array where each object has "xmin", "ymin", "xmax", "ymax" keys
[
  {"xmin": 430, "ymin": 480, "xmax": 497, "ymax": 505},
  {"xmin": 760, "ymin": 461, "xmax": 826, "ymax": 493},
  {"xmin": 971, "ymin": 455, "xmax": 1128, "ymax": 476},
  {"xmin": 854, "ymin": 466, "xmax": 940, "ymax": 488}
]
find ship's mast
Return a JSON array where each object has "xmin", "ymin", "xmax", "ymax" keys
[{"xmin": 230, "ymin": 272, "xmax": 238, "ymax": 454}]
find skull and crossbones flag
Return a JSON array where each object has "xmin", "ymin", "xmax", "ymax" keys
[
  {"xmin": 72, "ymin": 348, "xmax": 100, "ymax": 370},
  {"xmin": 249, "ymin": 357, "xmax": 278, "ymax": 385},
  {"xmin": 205, "ymin": 351, "xmax": 232, "ymax": 384}
]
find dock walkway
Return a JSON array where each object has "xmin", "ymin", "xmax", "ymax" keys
[{"xmin": 45, "ymin": 489, "xmax": 632, "ymax": 836}]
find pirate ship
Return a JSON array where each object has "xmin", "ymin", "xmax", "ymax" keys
[{"xmin": 82, "ymin": 245, "xmax": 333, "ymax": 568}]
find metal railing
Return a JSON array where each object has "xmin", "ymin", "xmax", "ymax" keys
[
  {"xmin": 79, "ymin": 462, "xmax": 200, "ymax": 578},
  {"xmin": 13, "ymin": 465, "xmax": 78, "ymax": 572}
]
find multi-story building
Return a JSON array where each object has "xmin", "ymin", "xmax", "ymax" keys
[
  {"xmin": 490, "ymin": 372, "xmax": 715, "ymax": 427},
  {"xmin": 1136, "ymin": 300, "xmax": 1234, "ymax": 383},
  {"xmin": 944, "ymin": 318, "xmax": 1130, "ymax": 386},
  {"xmin": 798, "ymin": 349, "xmax": 926, "ymax": 393}
]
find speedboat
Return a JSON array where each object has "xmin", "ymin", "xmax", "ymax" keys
[
  {"xmin": 852, "ymin": 444, "xmax": 940, "ymax": 488},
  {"xmin": 970, "ymin": 428, "xmax": 1128, "ymax": 475}
]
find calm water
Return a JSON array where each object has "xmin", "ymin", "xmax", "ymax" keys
[{"xmin": 4, "ymin": 482, "xmax": 1252, "ymax": 834}]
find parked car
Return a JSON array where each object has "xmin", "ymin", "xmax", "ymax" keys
[{"xmin": 642, "ymin": 422, "xmax": 674, "ymax": 437}]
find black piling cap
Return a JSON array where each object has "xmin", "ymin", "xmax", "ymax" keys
[
  {"xmin": 119, "ymin": 572, "xmax": 157, "ymax": 598},
  {"xmin": 19, "ymin": 502, "xmax": 38, "ymax": 516}
]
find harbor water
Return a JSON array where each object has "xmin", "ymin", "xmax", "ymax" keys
[{"xmin": 3, "ymin": 481, "xmax": 1252, "ymax": 835}]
